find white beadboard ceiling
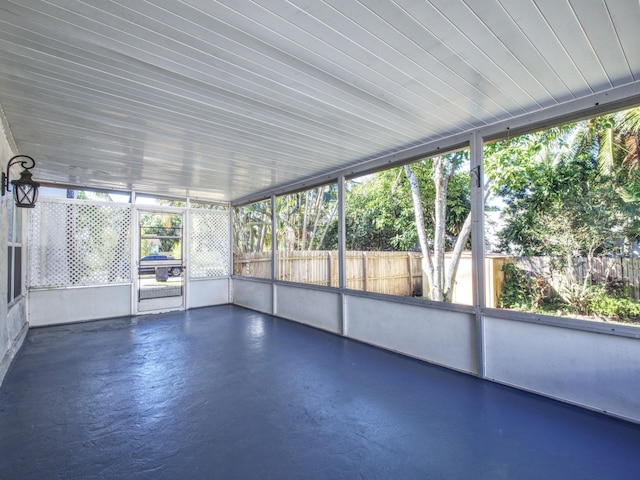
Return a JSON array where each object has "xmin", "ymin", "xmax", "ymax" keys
[{"xmin": 1, "ymin": 0, "xmax": 639, "ymax": 203}]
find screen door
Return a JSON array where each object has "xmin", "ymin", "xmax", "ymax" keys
[{"xmin": 137, "ymin": 211, "xmax": 185, "ymax": 313}]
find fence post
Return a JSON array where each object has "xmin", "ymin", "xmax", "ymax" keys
[
  {"xmin": 362, "ymin": 252, "xmax": 367, "ymax": 292},
  {"xmin": 408, "ymin": 252, "xmax": 414, "ymax": 295}
]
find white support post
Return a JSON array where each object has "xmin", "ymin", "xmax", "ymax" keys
[
  {"xmin": 183, "ymin": 198, "xmax": 190, "ymax": 310},
  {"xmin": 228, "ymin": 201, "xmax": 234, "ymax": 303},
  {"xmin": 271, "ymin": 194, "xmax": 277, "ymax": 315},
  {"xmin": 338, "ymin": 174, "xmax": 346, "ymax": 335},
  {"xmin": 470, "ymin": 131, "xmax": 486, "ymax": 378},
  {"xmin": 130, "ymin": 190, "xmax": 138, "ymax": 315},
  {"xmin": 338, "ymin": 175, "xmax": 346, "ymax": 290}
]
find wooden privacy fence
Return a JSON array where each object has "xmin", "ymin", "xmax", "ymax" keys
[
  {"xmin": 277, "ymin": 250, "xmax": 424, "ymax": 296},
  {"xmin": 441, "ymin": 253, "xmax": 513, "ymax": 307},
  {"xmin": 516, "ymin": 256, "xmax": 640, "ymax": 300},
  {"xmin": 233, "ymin": 251, "xmax": 272, "ymax": 279},
  {"xmin": 234, "ymin": 250, "xmax": 423, "ymax": 296},
  {"xmin": 234, "ymin": 250, "xmax": 512, "ymax": 306},
  {"xmin": 233, "ymin": 251, "xmax": 640, "ymax": 305}
]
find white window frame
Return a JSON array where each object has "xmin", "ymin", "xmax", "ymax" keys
[{"xmin": 7, "ymin": 200, "xmax": 24, "ymax": 305}]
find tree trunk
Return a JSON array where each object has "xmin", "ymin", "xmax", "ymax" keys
[
  {"xmin": 315, "ymin": 199, "xmax": 338, "ymax": 250},
  {"xmin": 301, "ymin": 191, "xmax": 309, "ymax": 249},
  {"xmin": 405, "ymin": 155, "xmax": 476, "ymax": 303},
  {"xmin": 443, "ymin": 180, "xmax": 491, "ymax": 302},
  {"xmin": 432, "ymin": 157, "xmax": 448, "ymax": 301},
  {"xmin": 443, "ymin": 213, "xmax": 471, "ymax": 302},
  {"xmin": 404, "ymin": 164, "xmax": 438, "ymax": 300},
  {"xmin": 308, "ymin": 187, "xmax": 325, "ymax": 250}
]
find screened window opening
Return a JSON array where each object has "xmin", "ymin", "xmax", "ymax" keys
[
  {"xmin": 483, "ymin": 106, "xmax": 640, "ymax": 327},
  {"xmin": 276, "ymin": 184, "xmax": 338, "ymax": 286},
  {"xmin": 343, "ymin": 149, "xmax": 473, "ymax": 304},
  {"xmin": 233, "ymin": 200, "xmax": 272, "ymax": 279}
]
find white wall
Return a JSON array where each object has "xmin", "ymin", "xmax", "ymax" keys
[
  {"xmin": 29, "ymin": 285, "xmax": 132, "ymax": 326},
  {"xmin": 0, "ymin": 275, "xmax": 29, "ymax": 383},
  {"xmin": 345, "ymin": 295, "xmax": 477, "ymax": 374},
  {"xmin": 28, "ymin": 277, "xmax": 231, "ymax": 326},
  {"xmin": 233, "ymin": 278, "xmax": 273, "ymax": 314},
  {"xmin": 484, "ymin": 315, "xmax": 640, "ymax": 423},
  {"xmin": 0, "ymin": 109, "xmax": 28, "ymax": 385},
  {"xmin": 275, "ymin": 284, "xmax": 342, "ymax": 334},
  {"xmin": 187, "ymin": 277, "xmax": 230, "ymax": 309}
]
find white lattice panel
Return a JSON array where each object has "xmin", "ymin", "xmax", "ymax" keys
[
  {"xmin": 189, "ymin": 209, "xmax": 230, "ymax": 277},
  {"xmin": 29, "ymin": 199, "xmax": 132, "ymax": 287}
]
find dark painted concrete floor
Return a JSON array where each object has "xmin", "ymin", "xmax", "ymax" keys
[{"xmin": 1, "ymin": 305, "xmax": 639, "ymax": 479}]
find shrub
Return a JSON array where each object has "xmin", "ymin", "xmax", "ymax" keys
[
  {"xmin": 588, "ymin": 286, "xmax": 640, "ymax": 323},
  {"xmin": 499, "ymin": 263, "xmax": 547, "ymax": 311},
  {"xmin": 561, "ymin": 283, "xmax": 593, "ymax": 315},
  {"xmin": 603, "ymin": 276, "xmax": 632, "ymax": 297}
]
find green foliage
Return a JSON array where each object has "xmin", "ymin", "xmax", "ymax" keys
[
  {"xmin": 328, "ymin": 158, "xmax": 471, "ymax": 252},
  {"xmin": 499, "ymin": 264, "xmax": 640, "ymax": 323},
  {"xmin": 498, "ymin": 263, "xmax": 546, "ymax": 311},
  {"xmin": 486, "ymin": 109, "xmax": 640, "ymax": 257},
  {"xmin": 341, "ymin": 168, "xmax": 417, "ymax": 250},
  {"xmin": 277, "ymin": 184, "xmax": 338, "ymax": 251},
  {"xmin": 588, "ymin": 286, "xmax": 640, "ymax": 323},
  {"xmin": 140, "ymin": 213, "xmax": 182, "ymax": 257},
  {"xmin": 234, "ymin": 201, "xmax": 272, "ymax": 253},
  {"xmin": 490, "ymin": 133, "xmax": 622, "ymax": 256},
  {"xmin": 560, "ymin": 283, "xmax": 594, "ymax": 316},
  {"xmin": 487, "ymin": 108, "xmax": 640, "ymax": 322}
]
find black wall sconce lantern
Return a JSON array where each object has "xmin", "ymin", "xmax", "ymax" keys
[{"xmin": 1, "ymin": 155, "xmax": 40, "ymax": 208}]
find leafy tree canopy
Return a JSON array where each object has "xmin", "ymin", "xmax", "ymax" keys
[
  {"xmin": 485, "ymin": 109, "xmax": 640, "ymax": 257},
  {"xmin": 322, "ymin": 157, "xmax": 470, "ymax": 252}
]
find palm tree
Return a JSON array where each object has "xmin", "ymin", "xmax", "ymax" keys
[{"xmin": 594, "ymin": 108, "xmax": 640, "ymax": 247}]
